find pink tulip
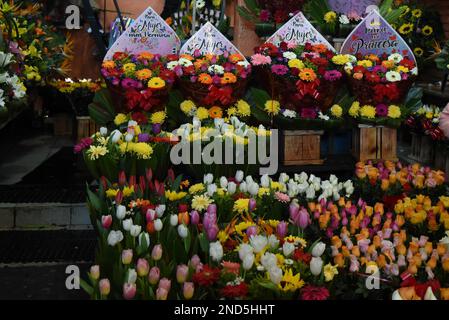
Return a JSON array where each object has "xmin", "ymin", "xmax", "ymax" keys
[
  {"xmin": 159, "ymin": 278, "xmax": 171, "ymax": 291},
  {"xmin": 298, "ymin": 208, "xmax": 310, "ymax": 229},
  {"xmin": 99, "ymin": 278, "xmax": 110, "ymax": 296},
  {"xmin": 190, "ymin": 210, "xmax": 200, "ymax": 225},
  {"xmin": 176, "ymin": 264, "xmax": 189, "ymax": 283},
  {"xmin": 123, "ymin": 283, "xmax": 136, "ymax": 300},
  {"xmin": 137, "ymin": 258, "xmax": 149, "ymax": 277},
  {"xmin": 101, "ymin": 215, "xmax": 112, "ymax": 229},
  {"xmin": 156, "ymin": 287, "xmax": 168, "ymax": 300},
  {"xmin": 90, "ymin": 265, "xmax": 100, "ymax": 280},
  {"xmin": 146, "ymin": 209, "xmax": 156, "ymax": 222},
  {"xmin": 148, "ymin": 266, "xmax": 160, "ymax": 285},
  {"xmin": 183, "ymin": 282, "xmax": 194, "ymax": 300},
  {"xmin": 248, "ymin": 198, "xmax": 257, "ymax": 212},
  {"xmin": 121, "ymin": 249, "xmax": 133, "ymax": 265},
  {"xmin": 151, "ymin": 244, "xmax": 163, "ymax": 261},
  {"xmin": 276, "ymin": 221, "xmax": 288, "ymax": 239},
  {"xmin": 190, "ymin": 255, "xmax": 201, "ymax": 269}
]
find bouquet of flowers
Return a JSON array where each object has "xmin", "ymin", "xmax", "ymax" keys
[
  {"xmin": 170, "ymin": 51, "xmax": 251, "ymax": 108},
  {"xmin": 237, "ymin": 0, "xmax": 305, "ymax": 37},
  {"xmin": 101, "ymin": 52, "xmax": 177, "ymax": 114},
  {"xmin": 345, "ymin": 53, "xmax": 417, "ymax": 106},
  {"xmin": 251, "ymin": 42, "xmax": 345, "ymax": 114},
  {"xmin": 406, "ymin": 105, "xmax": 446, "ymax": 141}
]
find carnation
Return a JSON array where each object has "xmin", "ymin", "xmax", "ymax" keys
[{"xmin": 301, "ymin": 285, "xmax": 330, "ymax": 300}]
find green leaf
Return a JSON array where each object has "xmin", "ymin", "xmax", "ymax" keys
[
  {"xmin": 86, "ymin": 183, "xmax": 102, "ymax": 212},
  {"xmin": 79, "ymin": 278, "xmax": 94, "ymax": 296},
  {"xmin": 88, "ymin": 89, "xmax": 116, "ymax": 125}
]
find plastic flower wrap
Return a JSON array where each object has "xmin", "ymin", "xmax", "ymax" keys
[
  {"xmin": 171, "ymin": 51, "xmax": 251, "ymax": 107},
  {"xmin": 251, "ymin": 42, "xmax": 345, "ymax": 115},
  {"xmin": 345, "ymin": 53, "xmax": 417, "ymax": 106},
  {"xmin": 101, "ymin": 52, "xmax": 177, "ymax": 113}
]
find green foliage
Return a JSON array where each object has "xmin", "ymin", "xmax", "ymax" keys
[{"xmin": 88, "ymin": 89, "xmax": 116, "ymax": 126}]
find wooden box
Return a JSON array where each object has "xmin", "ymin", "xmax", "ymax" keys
[
  {"xmin": 53, "ymin": 113, "xmax": 73, "ymax": 137},
  {"xmin": 352, "ymin": 126, "xmax": 398, "ymax": 162},
  {"xmin": 408, "ymin": 133, "xmax": 435, "ymax": 164},
  {"xmin": 434, "ymin": 149, "xmax": 449, "ymax": 177},
  {"xmin": 76, "ymin": 116, "xmax": 99, "ymax": 142},
  {"xmin": 282, "ymin": 130, "xmax": 324, "ymax": 166}
]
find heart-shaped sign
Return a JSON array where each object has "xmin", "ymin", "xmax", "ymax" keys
[
  {"xmin": 265, "ymin": 12, "xmax": 335, "ymax": 52},
  {"xmin": 180, "ymin": 22, "xmax": 247, "ymax": 60},
  {"xmin": 340, "ymin": 10, "xmax": 417, "ymax": 65},
  {"xmin": 329, "ymin": 0, "xmax": 381, "ymax": 16},
  {"xmin": 104, "ymin": 6, "xmax": 181, "ymax": 61}
]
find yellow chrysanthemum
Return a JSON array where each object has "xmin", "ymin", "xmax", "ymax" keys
[
  {"xmin": 151, "ymin": 111, "xmax": 166, "ymax": 124},
  {"xmin": 330, "ymin": 104, "xmax": 343, "ymax": 118},
  {"xmin": 258, "ymin": 187, "xmax": 270, "ymax": 198},
  {"xmin": 132, "ymin": 142, "xmax": 153, "ymax": 159},
  {"xmin": 227, "ymin": 107, "xmax": 237, "ymax": 116},
  {"xmin": 357, "ymin": 60, "xmax": 373, "ymax": 68},
  {"xmin": 324, "ymin": 11, "xmax": 337, "ymax": 23},
  {"xmin": 332, "ymin": 54, "xmax": 350, "ymax": 65},
  {"xmin": 236, "ymin": 100, "xmax": 251, "ymax": 117},
  {"xmin": 114, "ymin": 113, "xmax": 128, "ymax": 126},
  {"xmin": 388, "ymin": 105, "xmax": 401, "ymax": 119},
  {"xmin": 191, "ymin": 194, "xmax": 213, "ymax": 212},
  {"xmin": 233, "ymin": 198, "xmax": 250, "ymax": 214},
  {"xmin": 288, "ymin": 59, "xmax": 305, "ymax": 70},
  {"xmin": 180, "ymin": 100, "xmax": 196, "ymax": 115},
  {"xmin": 165, "ymin": 190, "xmax": 187, "ymax": 201},
  {"xmin": 360, "ymin": 105, "xmax": 376, "ymax": 119},
  {"xmin": 264, "ymin": 100, "xmax": 280, "ymax": 116},
  {"xmin": 349, "ymin": 101, "xmax": 360, "ymax": 117},
  {"xmin": 87, "ymin": 145, "xmax": 108, "ymax": 160},
  {"xmin": 196, "ymin": 107, "xmax": 209, "ymax": 121},
  {"xmin": 189, "ymin": 183, "xmax": 205, "ymax": 194}
]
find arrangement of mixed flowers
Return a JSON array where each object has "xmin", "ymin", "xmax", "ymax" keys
[
  {"xmin": 237, "ymin": 0, "xmax": 305, "ymax": 37},
  {"xmin": 170, "ymin": 51, "xmax": 251, "ymax": 108},
  {"xmin": 101, "ymin": 52, "xmax": 176, "ymax": 114},
  {"xmin": 406, "ymin": 105, "xmax": 446, "ymax": 142},
  {"xmin": 251, "ymin": 42, "xmax": 345, "ymax": 115}
]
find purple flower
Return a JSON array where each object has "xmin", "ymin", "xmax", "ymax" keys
[
  {"xmin": 206, "ymin": 224, "xmax": 219, "ymax": 241},
  {"xmin": 212, "ymin": 75, "xmax": 221, "ymax": 85},
  {"xmin": 375, "ymin": 104, "xmax": 388, "ymax": 117},
  {"xmin": 193, "ymin": 49, "xmax": 201, "ymax": 58},
  {"xmin": 190, "ymin": 76, "xmax": 198, "ymax": 83},
  {"xmin": 174, "ymin": 65, "xmax": 183, "ymax": 77},
  {"xmin": 190, "ymin": 210, "xmax": 200, "ymax": 225},
  {"xmin": 259, "ymin": 9, "xmax": 271, "ymax": 22},
  {"xmin": 121, "ymin": 78, "xmax": 140, "ymax": 89},
  {"xmin": 249, "ymin": 198, "xmax": 257, "ymax": 212},
  {"xmin": 138, "ymin": 133, "xmax": 150, "ymax": 142},
  {"xmin": 300, "ymin": 108, "xmax": 317, "ymax": 119},
  {"xmin": 276, "ymin": 221, "xmax": 288, "ymax": 238},
  {"xmin": 152, "ymin": 123, "xmax": 161, "ymax": 135},
  {"xmin": 271, "ymin": 64, "xmax": 289, "ymax": 75},
  {"xmin": 246, "ymin": 226, "xmax": 258, "ymax": 238},
  {"xmin": 324, "ymin": 70, "xmax": 342, "ymax": 81}
]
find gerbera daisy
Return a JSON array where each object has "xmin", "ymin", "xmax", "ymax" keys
[
  {"xmin": 299, "ymin": 68, "xmax": 317, "ymax": 82},
  {"xmin": 422, "ymin": 25, "xmax": 433, "ymax": 36},
  {"xmin": 148, "ymin": 77, "xmax": 166, "ymax": 89},
  {"xmin": 221, "ymin": 72, "xmax": 237, "ymax": 84},
  {"xmin": 136, "ymin": 69, "xmax": 152, "ymax": 80},
  {"xmin": 208, "ymin": 106, "xmax": 223, "ymax": 119},
  {"xmin": 198, "ymin": 73, "xmax": 213, "ymax": 84}
]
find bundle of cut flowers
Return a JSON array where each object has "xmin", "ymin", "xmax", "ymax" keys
[
  {"xmin": 251, "ymin": 42, "xmax": 345, "ymax": 115},
  {"xmin": 353, "ymin": 161, "xmax": 447, "ymax": 208},
  {"xmin": 345, "ymin": 53, "xmax": 417, "ymax": 106},
  {"xmin": 101, "ymin": 52, "xmax": 176, "ymax": 113},
  {"xmin": 170, "ymin": 51, "xmax": 251, "ymax": 107},
  {"xmin": 0, "ymin": 51, "xmax": 27, "ymax": 119},
  {"xmin": 406, "ymin": 105, "xmax": 446, "ymax": 141}
]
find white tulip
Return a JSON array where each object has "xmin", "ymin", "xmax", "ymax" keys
[
  {"xmin": 207, "ymin": 183, "xmax": 217, "ymax": 196},
  {"xmin": 219, "ymin": 177, "xmax": 228, "ymax": 189},
  {"xmin": 235, "ymin": 170, "xmax": 244, "ymax": 182},
  {"xmin": 311, "ymin": 242, "xmax": 326, "ymax": 257},
  {"xmin": 122, "ymin": 218, "xmax": 133, "ymax": 231},
  {"xmin": 269, "ymin": 267, "xmax": 283, "ymax": 285},
  {"xmin": 203, "ymin": 173, "xmax": 214, "ymax": 185},
  {"xmin": 147, "ymin": 209, "xmax": 156, "ymax": 221},
  {"xmin": 261, "ymin": 252, "xmax": 277, "ymax": 270},
  {"xmin": 116, "ymin": 205, "xmax": 126, "ymax": 220},
  {"xmin": 125, "ymin": 133, "xmax": 134, "ymax": 142},
  {"xmin": 154, "ymin": 219, "xmax": 163, "ymax": 232},
  {"xmin": 310, "ymin": 257, "xmax": 323, "ymax": 276},
  {"xmin": 130, "ymin": 225, "xmax": 141, "ymax": 237},
  {"xmin": 155, "ymin": 205, "xmax": 166, "ymax": 217},
  {"xmin": 248, "ymin": 183, "xmax": 259, "ymax": 196},
  {"xmin": 261, "ymin": 174, "xmax": 270, "ymax": 188},
  {"xmin": 282, "ymin": 242, "xmax": 295, "ymax": 257},
  {"xmin": 138, "ymin": 232, "xmax": 150, "ymax": 248},
  {"xmin": 209, "ymin": 241, "xmax": 223, "ymax": 262},
  {"xmin": 227, "ymin": 182, "xmax": 237, "ymax": 194},
  {"xmin": 170, "ymin": 214, "xmax": 178, "ymax": 226},
  {"xmin": 178, "ymin": 224, "xmax": 188, "ymax": 238},
  {"xmin": 267, "ymin": 234, "xmax": 279, "ymax": 249},
  {"xmin": 306, "ymin": 186, "xmax": 316, "ymax": 199},
  {"xmin": 111, "ymin": 130, "xmax": 122, "ymax": 143},
  {"xmin": 100, "ymin": 127, "xmax": 108, "ymax": 136},
  {"xmin": 214, "ymin": 118, "xmax": 224, "ymax": 129},
  {"xmin": 245, "ymin": 175, "xmax": 254, "ymax": 185},
  {"xmin": 127, "ymin": 268, "xmax": 137, "ymax": 284},
  {"xmin": 250, "ymin": 235, "xmax": 268, "ymax": 253},
  {"xmin": 242, "ymin": 254, "xmax": 255, "ymax": 270},
  {"xmin": 279, "ymin": 173, "xmax": 289, "ymax": 184},
  {"xmin": 238, "ymin": 243, "xmax": 254, "ymax": 261},
  {"xmin": 107, "ymin": 230, "xmax": 124, "ymax": 246},
  {"xmin": 239, "ymin": 181, "xmax": 248, "ymax": 193}
]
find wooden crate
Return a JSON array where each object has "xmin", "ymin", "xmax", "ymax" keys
[
  {"xmin": 434, "ymin": 149, "xmax": 449, "ymax": 177},
  {"xmin": 408, "ymin": 133, "xmax": 435, "ymax": 164},
  {"xmin": 352, "ymin": 126, "xmax": 398, "ymax": 162},
  {"xmin": 76, "ymin": 116, "xmax": 99, "ymax": 142},
  {"xmin": 282, "ymin": 130, "xmax": 324, "ymax": 166},
  {"xmin": 53, "ymin": 113, "xmax": 73, "ymax": 137}
]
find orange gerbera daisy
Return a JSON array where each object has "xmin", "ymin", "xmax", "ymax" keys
[
  {"xmin": 102, "ymin": 60, "xmax": 115, "ymax": 69},
  {"xmin": 209, "ymin": 106, "xmax": 223, "ymax": 119},
  {"xmin": 221, "ymin": 73, "xmax": 237, "ymax": 84},
  {"xmin": 382, "ymin": 60, "xmax": 395, "ymax": 69},
  {"xmin": 229, "ymin": 54, "xmax": 244, "ymax": 63},
  {"xmin": 180, "ymin": 54, "xmax": 194, "ymax": 61},
  {"xmin": 366, "ymin": 54, "xmax": 379, "ymax": 62},
  {"xmin": 299, "ymin": 68, "xmax": 317, "ymax": 82},
  {"xmin": 198, "ymin": 73, "xmax": 213, "ymax": 84},
  {"xmin": 311, "ymin": 44, "xmax": 328, "ymax": 53},
  {"xmin": 136, "ymin": 69, "xmax": 152, "ymax": 80},
  {"xmin": 138, "ymin": 52, "xmax": 154, "ymax": 60}
]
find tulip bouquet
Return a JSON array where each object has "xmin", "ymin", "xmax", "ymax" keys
[
  {"xmin": 170, "ymin": 52, "xmax": 251, "ymax": 107},
  {"xmin": 406, "ymin": 105, "xmax": 446, "ymax": 141},
  {"xmin": 251, "ymin": 42, "xmax": 346, "ymax": 115},
  {"xmin": 101, "ymin": 52, "xmax": 176, "ymax": 114},
  {"xmin": 345, "ymin": 53, "xmax": 417, "ymax": 106},
  {"xmin": 353, "ymin": 161, "xmax": 447, "ymax": 207}
]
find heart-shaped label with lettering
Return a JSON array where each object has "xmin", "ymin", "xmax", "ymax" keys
[
  {"xmin": 340, "ymin": 10, "xmax": 417, "ymax": 65},
  {"xmin": 329, "ymin": 0, "xmax": 381, "ymax": 16},
  {"xmin": 104, "ymin": 6, "xmax": 180, "ymax": 61},
  {"xmin": 265, "ymin": 12, "xmax": 335, "ymax": 52}
]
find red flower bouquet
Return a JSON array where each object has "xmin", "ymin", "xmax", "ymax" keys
[
  {"xmin": 101, "ymin": 52, "xmax": 176, "ymax": 113},
  {"xmin": 345, "ymin": 53, "xmax": 417, "ymax": 106},
  {"xmin": 251, "ymin": 42, "xmax": 344, "ymax": 114},
  {"xmin": 171, "ymin": 51, "xmax": 251, "ymax": 107}
]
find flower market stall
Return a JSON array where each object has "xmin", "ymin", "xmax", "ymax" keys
[{"xmin": 1, "ymin": 0, "xmax": 449, "ymax": 302}]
